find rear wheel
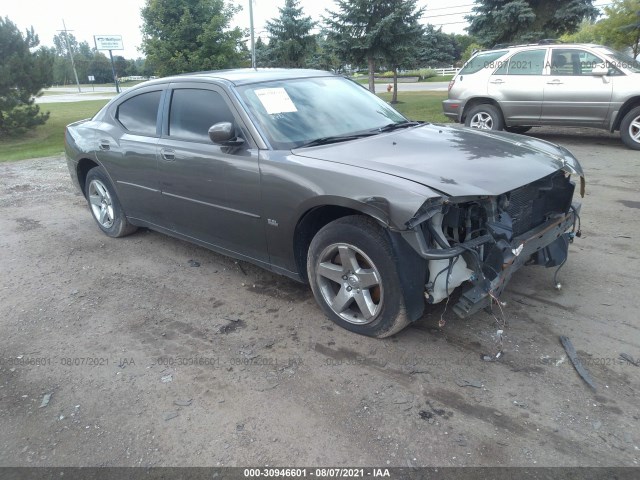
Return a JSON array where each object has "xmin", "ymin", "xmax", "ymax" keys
[
  {"xmin": 307, "ymin": 216, "xmax": 409, "ymax": 338},
  {"xmin": 620, "ymin": 106, "xmax": 640, "ymax": 150},
  {"xmin": 464, "ymin": 104, "xmax": 504, "ymax": 131},
  {"xmin": 85, "ymin": 166, "xmax": 137, "ymax": 238}
]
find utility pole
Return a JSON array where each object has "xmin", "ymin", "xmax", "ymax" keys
[
  {"xmin": 59, "ymin": 19, "xmax": 82, "ymax": 93},
  {"xmin": 249, "ymin": 0, "xmax": 256, "ymax": 68}
]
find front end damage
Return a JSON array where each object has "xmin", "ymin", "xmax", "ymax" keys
[{"xmin": 401, "ymin": 169, "xmax": 583, "ymax": 318}]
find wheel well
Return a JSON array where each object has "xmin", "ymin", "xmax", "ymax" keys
[
  {"xmin": 77, "ymin": 158, "xmax": 99, "ymax": 196},
  {"xmin": 613, "ymin": 97, "xmax": 640, "ymax": 132},
  {"xmin": 293, "ymin": 205, "xmax": 360, "ymax": 283},
  {"xmin": 462, "ymin": 98, "xmax": 502, "ymax": 123}
]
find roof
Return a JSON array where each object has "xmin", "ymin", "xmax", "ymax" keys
[{"xmin": 144, "ymin": 68, "xmax": 336, "ymax": 87}]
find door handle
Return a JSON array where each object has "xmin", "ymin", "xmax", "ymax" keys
[
  {"xmin": 547, "ymin": 80, "xmax": 563, "ymax": 85},
  {"xmin": 160, "ymin": 148, "xmax": 175, "ymax": 161},
  {"xmin": 99, "ymin": 140, "xmax": 110, "ymax": 151},
  {"xmin": 490, "ymin": 79, "xmax": 504, "ymax": 84}
]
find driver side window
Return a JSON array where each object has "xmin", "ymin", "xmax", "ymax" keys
[
  {"xmin": 168, "ymin": 89, "xmax": 235, "ymax": 143},
  {"xmin": 550, "ymin": 49, "xmax": 605, "ymax": 76}
]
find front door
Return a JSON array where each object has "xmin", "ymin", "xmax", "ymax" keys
[
  {"xmin": 541, "ymin": 48, "xmax": 613, "ymax": 126},
  {"xmin": 156, "ymin": 84, "xmax": 267, "ymax": 263}
]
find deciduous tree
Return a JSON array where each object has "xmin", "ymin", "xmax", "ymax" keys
[
  {"xmin": 325, "ymin": 0, "xmax": 423, "ymax": 93},
  {"xmin": 141, "ymin": 0, "xmax": 245, "ymax": 76}
]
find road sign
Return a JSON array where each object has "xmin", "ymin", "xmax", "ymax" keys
[
  {"xmin": 88, "ymin": 75, "xmax": 95, "ymax": 82},
  {"xmin": 94, "ymin": 35, "xmax": 124, "ymax": 50}
]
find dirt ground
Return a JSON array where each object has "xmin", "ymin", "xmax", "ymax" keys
[{"xmin": 0, "ymin": 126, "xmax": 638, "ymax": 468}]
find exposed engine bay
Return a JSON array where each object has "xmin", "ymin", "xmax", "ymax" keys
[{"xmin": 403, "ymin": 170, "xmax": 582, "ymax": 317}]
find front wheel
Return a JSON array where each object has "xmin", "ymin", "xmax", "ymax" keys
[
  {"xmin": 85, "ymin": 166, "xmax": 137, "ymax": 238},
  {"xmin": 620, "ymin": 106, "xmax": 640, "ymax": 150},
  {"xmin": 307, "ymin": 216, "xmax": 409, "ymax": 338},
  {"xmin": 464, "ymin": 104, "xmax": 504, "ymax": 131}
]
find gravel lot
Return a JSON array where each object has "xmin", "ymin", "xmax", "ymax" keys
[{"xmin": 0, "ymin": 126, "xmax": 639, "ymax": 468}]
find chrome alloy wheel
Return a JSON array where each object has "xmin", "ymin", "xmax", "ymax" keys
[
  {"xmin": 628, "ymin": 113, "xmax": 640, "ymax": 145},
  {"xmin": 315, "ymin": 243, "xmax": 383, "ymax": 325},
  {"xmin": 88, "ymin": 179, "xmax": 115, "ymax": 229},
  {"xmin": 469, "ymin": 112, "xmax": 494, "ymax": 130}
]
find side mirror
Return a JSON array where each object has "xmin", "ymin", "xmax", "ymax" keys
[
  {"xmin": 208, "ymin": 122, "xmax": 245, "ymax": 147},
  {"xmin": 591, "ymin": 64, "xmax": 608, "ymax": 76}
]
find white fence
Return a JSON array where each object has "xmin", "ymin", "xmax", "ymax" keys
[{"xmin": 431, "ymin": 67, "xmax": 461, "ymax": 76}]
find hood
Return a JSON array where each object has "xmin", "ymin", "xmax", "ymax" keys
[{"xmin": 292, "ymin": 124, "xmax": 572, "ymax": 197}]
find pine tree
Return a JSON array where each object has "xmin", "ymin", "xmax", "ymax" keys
[
  {"xmin": 265, "ymin": 0, "xmax": 316, "ymax": 68},
  {"xmin": 0, "ymin": 17, "xmax": 53, "ymax": 137},
  {"xmin": 467, "ymin": 0, "xmax": 599, "ymax": 47}
]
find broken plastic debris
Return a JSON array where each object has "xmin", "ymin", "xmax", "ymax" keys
[
  {"xmin": 39, "ymin": 393, "xmax": 52, "ymax": 408},
  {"xmin": 188, "ymin": 260, "xmax": 200, "ymax": 267},
  {"xmin": 164, "ymin": 411, "xmax": 179, "ymax": 421},
  {"xmin": 455, "ymin": 379, "xmax": 483, "ymax": 388},
  {"xmin": 619, "ymin": 353, "xmax": 639, "ymax": 366},
  {"xmin": 173, "ymin": 399, "xmax": 193, "ymax": 407},
  {"xmin": 560, "ymin": 335, "xmax": 596, "ymax": 390},
  {"xmin": 160, "ymin": 374, "xmax": 173, "ymax": 383},
  {"xmin": 480, "ymin": 351, "xmax": 503, "ymax": 362}
]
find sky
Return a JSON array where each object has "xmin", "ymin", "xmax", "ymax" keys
[{"xmin": 4, "ymin": 0, "xmax": 612, "ymax": 59}]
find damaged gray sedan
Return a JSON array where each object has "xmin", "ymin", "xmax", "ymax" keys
[{"xmin": 65, "ymin": 69, "xmax": 584, "ymax": 337}]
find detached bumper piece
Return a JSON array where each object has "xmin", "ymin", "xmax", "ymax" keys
[{"xmin": 405, "ymin": 170, "xmax": 581, "ymax": 318}]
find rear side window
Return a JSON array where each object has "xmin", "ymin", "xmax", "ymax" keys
[
  {"xmin": 460, "ymin": 50, "xmax": 508, "ymax": 75},
  {"xmin": 169, "ymin": 89, "xmax": 234, "ymax": 143},
  {"xmin": 495, "ymin": 49, "xmax": 546, "ymax": 75},
  {"xmin": 116, "ymin": 91, "xmax": 161, "ymax": 136}
]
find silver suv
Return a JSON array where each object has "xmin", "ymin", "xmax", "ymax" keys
[{"xmin": 443, "ymin": 43, "xmax": 640, "ymax": 150}]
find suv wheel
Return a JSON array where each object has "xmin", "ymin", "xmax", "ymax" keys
[
  {"xmin": 465, "ymin": 104, "xmax": 504, "ymax": 131},
  {"xmin": 620, "ymin": 106, "xmax": 640, "ymax": 150},
  {"xmin": 307, "ymin": 216, "xmax": 410, "ymax": 338},
  {"xmin": 85, "ymin": 166, "xmax": 137, "ymax": 238}
]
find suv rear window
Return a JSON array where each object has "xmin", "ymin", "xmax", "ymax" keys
[{"xmin": 460, "ymin": 50, "xmax": 508, "ymax": 75}]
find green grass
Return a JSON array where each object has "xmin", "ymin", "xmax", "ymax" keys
[
  {"xmin": 0, "ymin": 100, "xmax": 109, "ymax": 162},
  {"xmin": 379, "ymin": 91, "xmax": 450, "ymax": 123},
  {"xmin": 423, "ymin": 74, "xmax": 454, "ymax": 82}
]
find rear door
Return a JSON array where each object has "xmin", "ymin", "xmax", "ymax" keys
[
  {"xmin": 156, "ymin": 83, "xmax": 267, "ymax": 263},
  {"xmin": 541, "ymin": 48, "xmax": 613, "ymax": 126},
  {"xmin": 96, "ymin": 86, "xmax": 164, "ymax": 224},
  {"xmin": 488, "ymin": 48, "xmax": 547, "ymax": 124}
]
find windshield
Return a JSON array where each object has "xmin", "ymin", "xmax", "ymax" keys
[
  {"xmin": 460, "ymin": 50, "xmax": 509, "ymax": 75},
  {"xmin": 595, "ymin": 47, "xmax": 640, "ymax": 73},
  {"xmin": 237, "ymin": 76, "xmax": 407, "ymax": 149}
]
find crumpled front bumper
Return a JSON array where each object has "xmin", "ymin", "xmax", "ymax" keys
[{"xmin": 453, "ymin": 202, "xmax": 580, "ymax": 317}]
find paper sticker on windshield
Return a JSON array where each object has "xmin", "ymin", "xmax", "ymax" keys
[{"xmin": 255, "ymin": 88, "xmax": 298, "ymax": 114}]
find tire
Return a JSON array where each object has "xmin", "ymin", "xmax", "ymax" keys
[
  {"xmin": 464, "ymin": 104, "xmax": 504, "ymax": 131},
  {"xmin": 84, "ymin": 166, "xmax": 137, "ymax": 238},
  {"xmin": 505, "ymin": 126, "xmax": 532, "ymax": 134},
  {"xmin": 307, "ymin": 215, "xmax": 410, "ymax": 338},
  {"xmin": 620, "ymin": 106, "xmax": 640, "ymax": 151}
]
